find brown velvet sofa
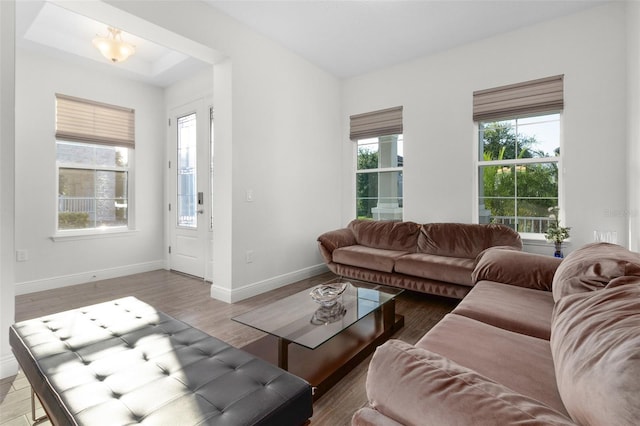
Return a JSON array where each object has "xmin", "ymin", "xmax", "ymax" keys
[
  {"xmin": 352, "ymin": 242, "xmax": 640, "ymax": 426},
  {"xmin": 317, "ymin": 220, "xmax": 522, "ymax": 299}
]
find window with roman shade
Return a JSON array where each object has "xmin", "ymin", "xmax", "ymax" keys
[
  {"xmin": 55, "ymin": 94, "xmax": 134, "ymax": 233},
  {"xmin": 55, "ymin": 94, "xmax": 135, "ymax": 148},
  {"xmin": 474, "ymin": 76, "xmax": 564, "ymax": 238},
  {"xmin": 351, "ymin": 106, "xmax": 404, "ymax": 221}
]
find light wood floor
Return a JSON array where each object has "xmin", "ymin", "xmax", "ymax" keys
[{"xmin": 1, "ymin": 270, "xmax": 458, "ymax": 426}]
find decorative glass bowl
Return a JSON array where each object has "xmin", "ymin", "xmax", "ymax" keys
[
  {"xmin": 309, "ymin": 282, "xmax": 348, "ymax": 307},
  {"xmin": 310, "ymin": 303, "xmax": 347, "ymax": 325}
]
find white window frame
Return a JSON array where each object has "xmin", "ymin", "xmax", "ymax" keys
[
  {"xmin": 473, "ymin": 113, "xmax": 564, "ymax": 241},
  {"xmin": 54, "ymin": 140, "xmax": 136, "ymax": 240},
  {"xmin": 355, "ymin": 135, "xmax": 404, "ymax": 221}
]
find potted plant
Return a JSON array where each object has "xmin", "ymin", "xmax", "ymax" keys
[{"xmin": 545, "ymin": 206, "xmax": 570, "ymax": 258}]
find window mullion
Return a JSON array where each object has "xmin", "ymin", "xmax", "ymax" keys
[
  {"xmin": 356, "ymin": 166, "xmax": 402, "ymax": 174},
  {"xmin": 479, "ymin": 157, "xmax": 558, "ymax": 167},
  {"xmin": 58, "ymin": 163, "xmax": 126, "ymax": 173}
]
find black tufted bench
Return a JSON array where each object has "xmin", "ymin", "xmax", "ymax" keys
[{"xmin": 9, "ymin": 297, "xmax": 313, "ymax": 425}]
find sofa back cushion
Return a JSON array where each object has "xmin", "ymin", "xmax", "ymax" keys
[
  {"xmin": 550, "ymin": 280, "xmax": 640, "ymax": 426},
  {"xmin": 418, "ymin": 223, "xmax": 521, "ymax": 258},
  {"xmin": 348, "ymin": 219, "xmax": 421, "ymax": 252},
  {"xmin": 552, "ymin": 242, "xmax": 640, "ymax": 302}
]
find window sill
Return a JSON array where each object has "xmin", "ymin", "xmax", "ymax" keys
[
  {"xmin": 51, "ymin": 227, "xmax": 138, "ymax": 242},
  {"xmin": 520, "ymin": 233, "xmax": 570, "ymax": 247}
]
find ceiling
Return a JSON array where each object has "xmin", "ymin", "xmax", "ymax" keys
[
  {"xmin": 207, "ymin": 0, "xmax": 608, "ymax": 78},
  {"xmin": 15, "ymin": 0, "xmax": 608, "ymax": 86}
]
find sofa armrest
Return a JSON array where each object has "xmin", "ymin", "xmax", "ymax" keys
[
  {"xmin": 365, "ymin": 340, "xmax": 576, "ymax": 426},
  {"xmin": 317, "ymin": 228, "xmax": 358, "ymax": 265},
  {"xmin": 318, "ymin": 228, "xmax": 357, "ymax": 253},
  {"xmin": 472, "ymin": 248, "xmax": 562, "ymax": 292}
]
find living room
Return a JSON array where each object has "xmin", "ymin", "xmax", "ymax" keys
[{"xmin": 1, "ymin": 0, "xmax": 639, "ymax": 424}]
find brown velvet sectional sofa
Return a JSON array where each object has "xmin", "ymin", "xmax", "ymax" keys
[
  {"xmin": 352, "ymin": 242, "xmax": 640, "ymax": 425},
  {"xmin": 317, "ymin": 220, "xmax": 522, "ymax": 299}
]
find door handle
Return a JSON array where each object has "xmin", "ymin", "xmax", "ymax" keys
[{"xmin": 197, "ymin": 209, "xmax": 204, "ymax": 214}]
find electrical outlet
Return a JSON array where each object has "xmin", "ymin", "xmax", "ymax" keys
[
  {"xmin": 16, "ymin": 249, "xmax": 28, "ymax": 262},
  {"xmin": 245, "ymin": 250, "xmax": 254, "ymax": 263}
]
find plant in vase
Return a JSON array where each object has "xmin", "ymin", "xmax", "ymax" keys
[{"xmin": 545, "ymin": 206, "xmax": 570, "ymax": 258}]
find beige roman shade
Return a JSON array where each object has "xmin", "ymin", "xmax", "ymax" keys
[
  {"xmin": 55, "ymin": 94, "xmax": 135, "ymax": 148},
  {"xmin": 473, "ymin": 75, "xmax": 564, "ymax": 122},
  {"xmin": 350, "ymin": 106, "xmax": 403, "ymax": 140}
]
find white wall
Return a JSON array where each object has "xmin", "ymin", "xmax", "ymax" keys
[
  {"xmin": 164, "ymin": 67, "xmax": 214, "ymax": 108},
  {"xmin": 0, "ymin": 0, "xmax": 18, "ymax": 379},
  {"xmin": 111, "ymin": 1, "xmax": 342, "ymax": 301},
  {"xmin": 628, "ymin": 1, "xmax": 640, "ymax": 251},
  {"xmin": 14, "ymin": 49, "xmax": 166, "ymax": 294},
  {"xmin": 342, "ymin": 2, "xmax": 629, "ymax": 254}
]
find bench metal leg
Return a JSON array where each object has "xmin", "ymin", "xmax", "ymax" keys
[{"xmin": 31, "ymin": 388, "xmax": 49, "ymax": 425}]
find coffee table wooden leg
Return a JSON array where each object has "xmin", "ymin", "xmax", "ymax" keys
[
  {"xmin": 383, "ymin": 299, "xmax": 395, "ymax": 330},
  {"xmin": 377, "ymin": 298, "xmax": 401, "ymax": 336},
  {"xmin": 277, "ymin": 337, "xmax": 290, "ymax": 370}
]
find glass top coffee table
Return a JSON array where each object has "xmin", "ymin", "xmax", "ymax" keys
[{"xmin": 232, "ymin": 278, "xmax": 404, "ymax": 400}]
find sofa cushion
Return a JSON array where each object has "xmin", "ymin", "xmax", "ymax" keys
[
  {"xmin": 417, "ymin": 313, "xmax": 567, "ymax": 415},
  {"xmin": 454, "ymin": 281, "xmax": 554, "ymax": 340},
  {"xmin": 472, "ymin": 248, "xmax": 562, "ymax": 291},
  {"xmin": 364, "ymin": 340, "xmax": 574, "ymax": 426},
  {"xmin": 348, "ymin": 219, "xmax": 421, "ymax": 251},
  {"xmin": 551, "ymin": 280, "xmax": 640, "ymax": 426},
  {"xmin": 552, "ymin": 242, "xmax": 640, "ymax": 302},
  {"xmin": 394, "ymin": 253, "xmax": 475, "ymax": 286},
  {"xmin": 418, "ymin": 223, "xmax": 521, "ymax": 259},
  {"xmin": 331, "ymin": 263, "xmax": 472, "ymax": 299},
  {"xmin": 333, "ymin": 245, "xmax": 409, "ymax": 273}
]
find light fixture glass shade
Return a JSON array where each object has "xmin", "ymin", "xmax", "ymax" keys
[{"xmin": 92, "ymin": 27, "xmax": 135, "ymax": 63}]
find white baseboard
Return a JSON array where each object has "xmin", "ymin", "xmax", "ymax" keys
[
  {"xmin": 210, "ymin": 263, "xmax": 329, "ymax": 303},
  {"xmin": 0, "ymin": 353, "xmax": 18, "ymax": 379},
  {"xmin": 15, "ymin": 260, "xmax": 166, "ymax": 295}
]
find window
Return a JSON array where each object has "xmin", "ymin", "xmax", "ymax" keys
[
  {"xmin": 57, "ymin": 142, "xmax": 129, "ymax": 230},
  {"xmin": 55, "ymin": 94, "xmax": 134, "ymax": 232},
  {"xmin": 356, "ymin": 135, "xmax": 403, "ymax": 220},
  {"xmin": 350, "ymin": 106, "xmax": 403, "ymax": 220},
  {"xmin": 478, "ymin": 113, "xmax": 561, "ymax": 234},
  {"xmin": 474, "ymin": 75, "xmax": 563, "ymax": 236}
]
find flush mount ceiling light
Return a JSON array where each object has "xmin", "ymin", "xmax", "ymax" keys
[{"xmin": 92, "ymin": 27, "xmax": 135, "ymax": 63}]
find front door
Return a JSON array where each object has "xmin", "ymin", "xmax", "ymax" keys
[{"xmin": 169, "ymin": 100, "xmax": 212, "ymax": 278}]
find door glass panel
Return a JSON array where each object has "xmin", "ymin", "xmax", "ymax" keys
[
  {"xmin": 209, "ymin": 107, "xmax": 214, "ymax": 230},
  {"xmin": 177, "ymin": 113, "xmax": 197, "ymax": 228}
]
